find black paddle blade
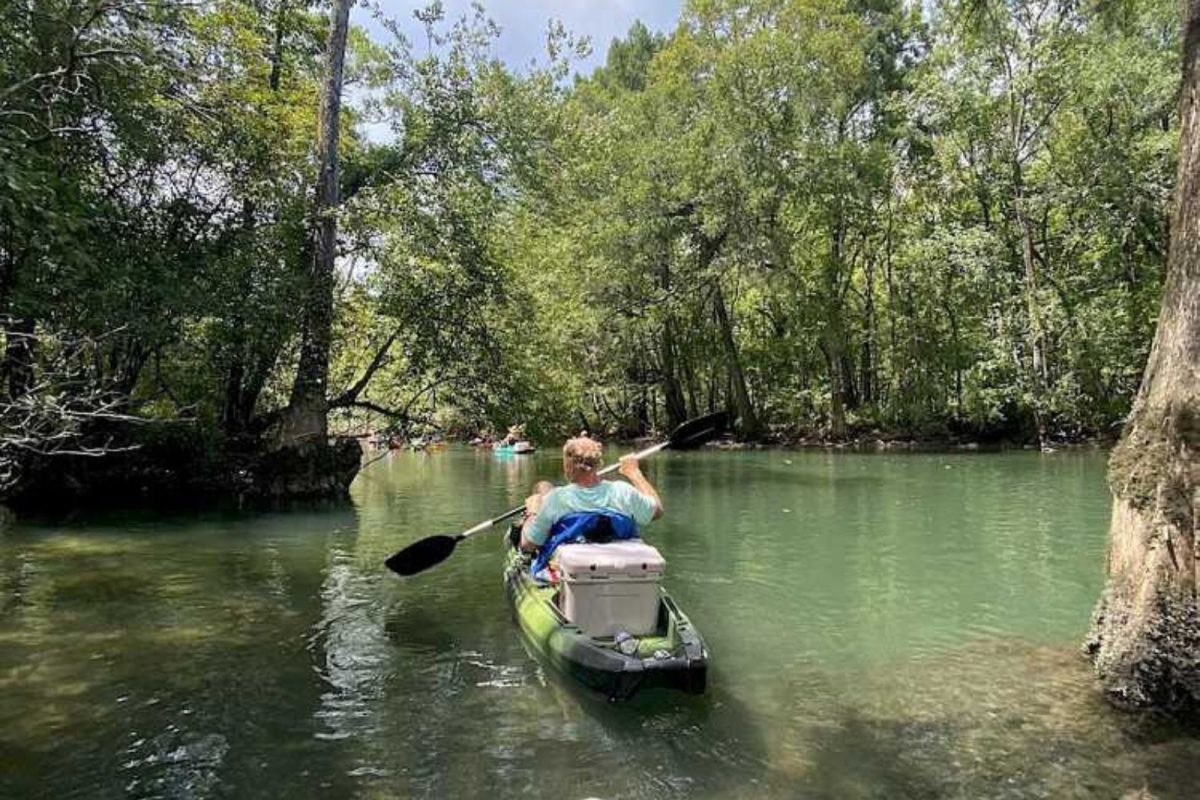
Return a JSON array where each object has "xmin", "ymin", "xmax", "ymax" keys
[
  {"xmin": 384, "ymin": 534, "xmax": 458, "ymax": 576},
  {"xmin": 667, "ymin": 410, "xmax": 729, "ymax": 450}
]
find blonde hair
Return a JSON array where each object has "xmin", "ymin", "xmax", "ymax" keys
[{"xmin": 562, "ymin": 436, "xmax": 603, "ymax": 476}]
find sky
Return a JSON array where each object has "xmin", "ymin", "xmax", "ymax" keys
[{"xmin": 353, "ymin": 0, "xmax": 685, "ymax": 77}]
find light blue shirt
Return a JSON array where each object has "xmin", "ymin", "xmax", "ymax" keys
[{"xmin": 524, "ymin": 480, "xmax": 658, "ymax": 546}]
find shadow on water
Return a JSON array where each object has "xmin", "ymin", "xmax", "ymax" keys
[
  {"xmin": 771, "ymin": 637, "xmax": 1200, "ymax": 800},
  {"xmin": 596, "ymin": 688, "xmax": 773, "ymax": 798},
  {"xmin": 382, "ymin": 604, "xmax": 460, "ymax": 656},
  {"xmin": 784, "ymin": 703, "xmax": 1198, "ymax": 800},
  {"xmin": 7, "ymin": 496, "xmax": 361, "ymax": 530},
  {"xmin": 795, "ymin": 709, "xmax": 952, "ymax": 800},
  {"xmin": 362, "ymin": 614, "xmax": 1200, "ymax": 800},
  {"xmin": 509, "ymin": 648, "xmax": 775, "ymax": 799}
]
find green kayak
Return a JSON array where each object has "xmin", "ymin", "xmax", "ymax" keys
[{"xmin": 502, "ymin": 537, "xmax": 708, "ymax": 701}]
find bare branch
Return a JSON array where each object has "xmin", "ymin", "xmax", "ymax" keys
[
  {"xmin": 0, "ymin": 68, "xmax": 68, "ymax": 105},
  {"xmin": 339, "ymin": 400, "xmax": 439, "ymax": 430},
  {"xmin": 329, "ymin": 329, "xmax": 401, "ymax": 407}
]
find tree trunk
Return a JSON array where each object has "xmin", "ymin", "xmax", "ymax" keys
[
  {"xmin": 269, "ymin": 0, "xmax": 288, "ymax": 92},
  {"xmin": 840, "ymin": 350, "xmax": 858, "ymax": 410},
  {"xmin": 222, "ymin": 200, "xmax": 257, "ymax": 437},
  {"xmin": 822, "ymin": 335, "xmax": 847, "ymax": 440},
  {"xmin": 684, "ymin": 356, "xmax": 700, "ymax": 418},
  {"xmin": 274, "ymin": 0, "xmax": 350, "ymax": 451},
  {"xmin": 1085, "ymin": 0, "xmax": 1200, "ymax": 714},
  {"xmin": 826, "ymin": 212, "xmax": 850, "ymax": 439},
  {"xmin": 692, "ymin": 224, "xmax": 761, "ymax": 438},
  {"xmin": 944, "ymin": 296, "xmax": 963, "ymax": 421},
  {"xmin": 1014, "ymin": 178, "xmax": 1049, "ymax": 447},
  {"xmin": 659, "ymin": 260, "xmax": 687, "ymax": 429},
  {"xmin": 861, "ymin": 255, "xmax": 876, "ymax": 407},
  {"xmin": 0, "ymin": 241, "xmax": 33, "ymax": 400},
  {"xmin": 661, "ymin": 317, "xmax": 688, "ymax": 429},
  {"xmin": 2, "ymin": 316, "xmax": 34, "ymax": 400},
  {"xmin": 712, "ymin": 282, "xmax": 762, "ymax": 439},
  {"xmin": 884, "ymin": 200, "xmax": 897, "ymax": 412},
  {"xmin": 222, "ymin": 346, "xmax": 248, "ymax": 436}
]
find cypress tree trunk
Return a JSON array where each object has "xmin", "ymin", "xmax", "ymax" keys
[
  {"xmin": 826, "ymin": 208, "xmax": 850, "ymax": 439},
  {"xmin": 1015, "ymin": 179, "xmax": 1049, "ymax": 448},
  {"xmin": 662, "ymin": 316, "xmax": 688, "ymax": 430},
  {"xmin": 659, "ymin": 260, "xmax": 688, "ymax": 429},
  {"xmin": 694, "ymin": 225, "xmax": 761, "ymax": 439},
  {"xmin": 861, "ymin": 256, "xmax": 876, "ymax": 407},
  {"xmin": 1085, "ymin": 0, "xmax": 1200, "ymax": 713},
  {"xmin": 823, "ymin": 332, "xmax": 847, "ymax": 439},
  {"xmin": 712, "ymin": 282, "xmax": 762, "ymax": 439},
  {"xmin": 275, "ymin": 0, "xmax": 350, "ymax": 451}
]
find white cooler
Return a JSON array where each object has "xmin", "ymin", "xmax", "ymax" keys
[{"xmin": 557, "ymin": 541, "xmax": 666, "ymax": 637}]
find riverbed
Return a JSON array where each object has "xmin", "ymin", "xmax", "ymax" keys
[{"xmin": 2, "ymin": 448, "xmax": 1197, "ymax": 798}]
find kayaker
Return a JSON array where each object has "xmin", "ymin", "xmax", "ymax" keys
[
  {"xmin": 499, "ymin": 423, "xmax": 525, "ymax": 447},
  {"xmin": 518, "ymin": 436, "xmax": 663, "ymax": 554}
]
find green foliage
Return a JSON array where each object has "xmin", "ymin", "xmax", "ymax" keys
[
  {"xmin": 466, "ymin": 0, "xmax": 1174, "ymax": 442},
  {"xmin": 1, "ymin": 0, "xmax": 339, "ymax": 480},
  {"xmin": 1, "ymin": 0, "xmax": 1180, "ymax": 489}
]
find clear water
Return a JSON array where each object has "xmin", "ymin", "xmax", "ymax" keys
[{"xmin": 1, "ymin": 448, "xmax": 1197, "ymax": 799}]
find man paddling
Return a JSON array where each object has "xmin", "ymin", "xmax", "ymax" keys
[{"xmin": 519, "ymin": 436, "xmax": 663, "ymax": 556}]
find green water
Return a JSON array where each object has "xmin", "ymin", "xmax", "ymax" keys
[{"xmin": 2, "ymin": 448, "xmax": 1197, "ymax": 799}]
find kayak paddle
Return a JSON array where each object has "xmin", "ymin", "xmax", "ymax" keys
[{"xmin": 383, "ymin": 410, "xmax": 728, "ymax": 577}]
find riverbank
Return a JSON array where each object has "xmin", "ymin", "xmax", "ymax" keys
[
  {"xmin": 0, "ymin": 425, "xmax": 1114, "ymax": 521},
  {"xmin": 711, "ymin": 432, "xmax": 1116, "ymax": 453}
]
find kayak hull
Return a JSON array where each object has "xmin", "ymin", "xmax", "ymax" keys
[{"xmin": 503, "ymin": 544, "xmax": 707, "ymax": 700}]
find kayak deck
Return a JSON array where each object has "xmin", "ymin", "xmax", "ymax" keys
[{"xmin": 503, "ymin": 543, "xmax": 707, "ymax": 700}]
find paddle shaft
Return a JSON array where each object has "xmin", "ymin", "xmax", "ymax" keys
[{"xmin": 456, "ymin": 440, "xmax": 670, "ymax": 542}]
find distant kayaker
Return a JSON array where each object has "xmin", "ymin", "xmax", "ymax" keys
[
  {"xmin": 499, "ymin": 423, "xmax": 526, "ymax": 447},
  {"xmin": 519, "ymin": 436, "xmax": 663, "ymax": 553}
]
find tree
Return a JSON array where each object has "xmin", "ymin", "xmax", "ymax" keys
[
  {"xmin": 1085, "ymin": 0, "xmax": 1200, "ymax": 712},
  {"xmin": 274, "ymin": 0, "xmax": 352, "ymax": 451}
]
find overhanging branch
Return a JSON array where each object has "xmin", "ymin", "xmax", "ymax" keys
[{"xmin": 329, "ymin": 329, "xmax": 401, "ymax": 408}]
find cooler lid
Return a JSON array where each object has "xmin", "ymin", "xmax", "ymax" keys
[{"xmin": 557, "ymin": 541, "xmax": 665, "ymax": 578}]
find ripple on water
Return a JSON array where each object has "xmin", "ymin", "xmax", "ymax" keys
[{"xmin": 121, "ymin": 728, "xmax": 229, "ymax": 800}]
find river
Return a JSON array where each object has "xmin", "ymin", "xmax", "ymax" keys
[{"xmin": 1, "ymin": 447, "xmax": 1197, "ymax": 798}]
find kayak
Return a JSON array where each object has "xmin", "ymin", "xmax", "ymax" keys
[
  {"xmin": 494, "ymin": 441, "xmax": 535, "ymax": 454},
  {"xmin": 502, "ymin": 537, "xmax": 708, "ymax": 700}
]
